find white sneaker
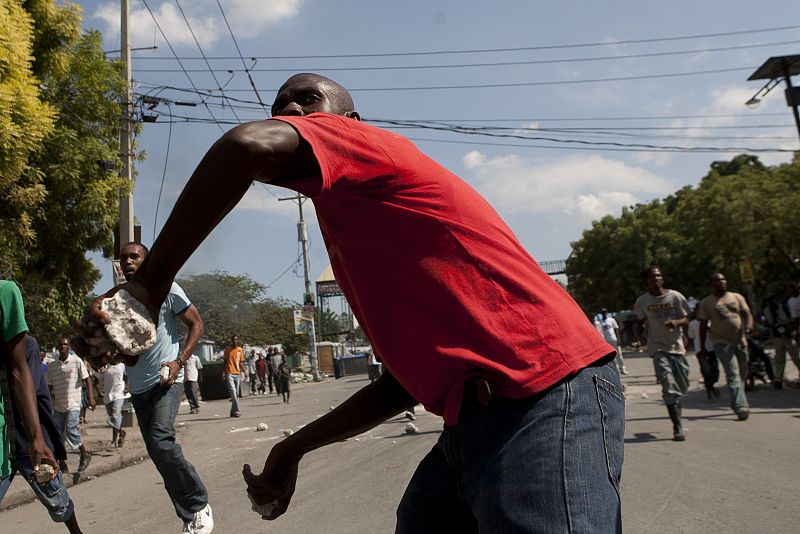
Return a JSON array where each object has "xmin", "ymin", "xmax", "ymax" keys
[{"xmin": 184, "ymin": 503, "xmax": 214, "ymax": 534}]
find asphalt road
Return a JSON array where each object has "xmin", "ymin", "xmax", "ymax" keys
[{"xmin": 2, "ymin": 350, "xmax": 799, "ymax": 533}]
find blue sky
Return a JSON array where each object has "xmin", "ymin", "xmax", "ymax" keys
[{"xmin": 77, "ymin": 0, "xmax": 800, "ymax": 302}]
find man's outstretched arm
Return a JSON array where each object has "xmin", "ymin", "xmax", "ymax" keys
[
  {"xmin": 243, "ymin": 370, "xmax": 417, "ymax": 519},
  {"xmin": 86, "ymin": 120, "xmax": 319, "ymax": 324}
]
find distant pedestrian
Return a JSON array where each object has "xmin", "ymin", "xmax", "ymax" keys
[
  {"xmin": 248, "ymin": 349, "xmax": 258, "ymax": 396},
  {"xmin": 687, "ymin": 307, "xmax": 720, "ymax": 399},
  {"xmin": 278, "ymin": 353, "xmax": 291, "ymax": 403},
  {"xmin": 367, "ymin": 350, "xmax": 382, "ymax": 382},
  {"xmin": 102, "ymin": 360, "xmax": 127, "ymax": 448},
  {"xmin": 223, "ymin": 335, "xmax": 245, "ymax": 417},
  {"xmin": 269, "ymin": 348, "xmax": 282, "ymax": 397},
  {"xmin": 265, "ymin": 347, "xmax": 276, "ymax": 394},
  {"xmin": 256, "ymin": 353, "xmax": 267, "ymax": 395},
  {"xmin": 46, "ymin": 337, "xmax": 94, "ymax": 472},
  {"xmin": 697, "ymin": 273, "xmax": 751, "ymax": 421},
  {"xmin": 634, "ymin": 266, "xmax": 691, "ymax": 441},
  {"xmin": 599, "ymin": 308, "xmax": 628, "ymax": 375},
  {"xmin": 184, "ymin": 354, "xmax": 203, "ymax": 414},
  {"xmin": 762, "ymin": 291, "xmax": 800, "ymax": 388}
]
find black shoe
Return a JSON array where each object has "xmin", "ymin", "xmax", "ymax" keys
[
  {"xmin": 736, "ymin": 408, "xmax": 750, "ymax": 421},
  {"xmin": 78, "ymin": 453, "xmax": 92, "ymax": 472},
  {"xmin": 667, "ymin": 404, "xmax": 685, "ymax": 441},
  {"xmin": 772, "ymin": 380, "xmax": 784, "ymax": 390},
  {"xmin": 59, "ymin": 459, "xmax": 69, "ymax": 474}
]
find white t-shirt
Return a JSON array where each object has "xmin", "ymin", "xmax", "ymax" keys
[
  {"xmin": 184, "ymin": 354, "xmax": 203, "ymax": 382},
  {"xmin": 687, "ymin": 319, "xmax": 714, "ymax": 352},
  {"xmin": 46, "ymin": 353, "xmax": 88, "ymax": 412},
  {"xmin": 599, "ymin": 317, "xmax": 619, "ymax": 344},
  {"xmin": 103, "ymin": 363, "xmax": 126, "ymax": 404},
  {"xmin": 788, "ymin": 295, "xmax": 800, "ymax": 320}
]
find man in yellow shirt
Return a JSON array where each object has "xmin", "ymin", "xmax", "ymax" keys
[{"xmin": 222, "ymin": 336, "xmax": 244, "ymax": 417}]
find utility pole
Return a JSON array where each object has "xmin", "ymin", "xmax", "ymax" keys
[
  {"xmin": 279, "ymin": 194, "xmax": 319, "ymax": 381},
  {"xmin": 118, "ymin": 0, "xmax": 135, "ymax": 248}
]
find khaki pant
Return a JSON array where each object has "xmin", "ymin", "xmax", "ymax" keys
[{"xmin": 773, "ymin": 336, "xmax": 800, "ymax": 382}]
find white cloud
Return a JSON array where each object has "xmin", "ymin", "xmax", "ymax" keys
[
  {"xmin": 94, "ymin": 0, "xmax": 303, "ymax": 48},
  {"xmin": 463, "ymin": 152, "xmax": 672, "ymax": 222},
  {"xmin": 225, "ymin": 0, "xmax": 303, "ymax": 38},
  {"xmin": 238, "ymin": 184, "xmax": 311, "ymax": 219}
]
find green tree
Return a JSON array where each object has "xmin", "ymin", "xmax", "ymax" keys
[
  {"xmin": 177, "ymin": 271, "xmax": 306, "ymax": 354},
  {"xmin": 2, "ymin": 1, "xmax": 131, "ymax": 340},
  {"xmin": 0, "ymin": 0, "xmax": 55, "ymax": 274},
  {"xmin": 566, "ymin": 153, "xmax": 800, "ymax": 312}
]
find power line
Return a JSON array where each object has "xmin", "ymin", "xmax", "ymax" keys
[
  {"xmin": 147, "ymin": 110, "xmax": 794, "ymax": 153},
  {"xmin": 406, "ymin": 136, "xmax": 794, "ymax": 154},
  {"xmin": 173, "ymin": 0, "xmax": 242, "ymax": 123},
  {"xmin": 374, "ymin": 120, "xmax": 798, "ymax": 152},
  {"xmin": 130, "ymin": 24, "xmax": 800, "ymax": 60},
  {"xmin": 136, "ymin": 65, "xmax": 757, "ymax": 93},
  {"xmin": 140, "ymin": 0, "xmax": 225, "ymax": 133},
  {"xmin": 216, "ymin": 0, "xmax": 269, "ymax": 113},
  {"xmin": 131, "ymin": 39, "xmax": 800, "ymax": 73},
  {"xmin": 153, "ymin": 103, "xmax": 174, "ymax": 242}
]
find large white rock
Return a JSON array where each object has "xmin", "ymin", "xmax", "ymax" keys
[{"xmin": 101, "ymin": 289, "xmax": 156, "ymax": 355}]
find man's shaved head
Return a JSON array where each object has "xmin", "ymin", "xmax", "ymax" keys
[{"xmin": 272, "ymin": 73, "xmax": 358, "ymax": 119}]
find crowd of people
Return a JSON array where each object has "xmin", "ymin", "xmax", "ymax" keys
[{"xmin": 598, "ymin": 266, "xmax": 800, "ymax": 442}]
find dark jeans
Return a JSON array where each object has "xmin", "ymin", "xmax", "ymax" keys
[
  {"xmin": 249, "ymin": 372, "xmax": 258, "ymax": 394},
  {"xmin": 131, "ymin": 383, "xmax": 208, "ymax": 522},
  {"xmin": 697, "ymin": 351, "xmax": 720, "ymax": 387},
  {"xmin": 183, "ymin": 380, "xmax": 200, "ymax": 410},
  {"xmin": 396, "ymin": 358, "xmax": 625, "ymax": 533}
]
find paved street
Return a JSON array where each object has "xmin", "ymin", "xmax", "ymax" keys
[{"xmin": 2, "ymin": 351, "xmax": 799, "ymax": 533}]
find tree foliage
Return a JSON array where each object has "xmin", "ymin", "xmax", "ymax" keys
[
  {"xmin": 177, "ymin": 271, "xmax": 307, "ymax": 355},
  {"xmin": 0, "ymin": 0, "xmax": 55, "ymax": 269},
  {"xmin": 566, "ymin": 153, "xmax": 800, "ymax": 313},
  {"xmin": 1, "ymin": 1, "xmax": 131, "ymax": 340}
]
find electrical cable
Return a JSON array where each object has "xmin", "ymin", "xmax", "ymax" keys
[
  {"xmin": 173, "ymin": 0, "xmax": 242, "ymax": 123},
  {"xmin": 140, "ymin": 0, "xmax": 225, "ymax": 133},
  {"xmin": 134, "ymin": 65, "xmax": 757, "ymax": 93},
  {"xmin": 131, "ymin": 39, "xmax": 800, "ymax": 74},
  {"xmin": 130, "ymin": 24, "xmax": 800, "ymax": 60},
  {"xmin": 216, "ymin": 0, "xmax": 269, "ymax": 113},
  {"xmin": 153, "ymin": 103, "xmax": 173, "ymax": 242}
]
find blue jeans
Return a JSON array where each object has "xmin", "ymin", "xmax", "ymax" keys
[
  {"xmin": 227, "ymin": 374, "xmax": 241, "ymax": 415},
  {"xmin": 105, "ymin": 398, "xmax": 124, "ymax": 429},
  {"xmin": 53, "ymin": 409, "xmax": 83, "ymax": 449},
  {"xmin": 396, "ymin": 357, "xmax": 625, "ymax": 534},
  {"xmin": 714, "ymin": 343, "xmax": 749, "ymax": 412},
  {"xmin": 0, "ymin": 455, "xmax": 74, "ymax": 522},
  {"xmin": 131, "ymin": 383, "xmax": 208, "ymax": 522},
  {"xmin": 652, "ymin": 352, "xmax": 690, "ymax": 406}
]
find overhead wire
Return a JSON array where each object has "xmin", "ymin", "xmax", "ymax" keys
[
  {"xmin": 135, "ymin": 65, "xmax": 757, "ymax": 93},
  {"xmin": 216, "ymin": 0, "xmax": 270, "ymax": 114},
  {"xmin": 131, "ymin": 38, "xmax": 800, "ymax": 73},
  {"xmin": 152, "ymin": 102, "xmax": 174, "ymax": 242},
  {"xmin": 140, "ymin": 0, "xmax": 225, "ymax": 133},
  {"xmin": 130, "ymin": 23, "xmax": 800, "ymax": 60},
  {"xmin": 173, "ymin": 0, "xmax": 242, "ymax": 123}
]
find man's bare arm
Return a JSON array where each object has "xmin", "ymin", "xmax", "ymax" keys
[
  {"xmin": 5, "ymin": 333, "xmax": 57, "ymax": 472},
  {"xmin": 134, "ymin": 121, "xmax": 319, "ymax": 308}
]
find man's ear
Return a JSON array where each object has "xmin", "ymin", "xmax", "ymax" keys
[{"xmin": 344, "ymin": 110, "xmax": 361, "ymax": 121}]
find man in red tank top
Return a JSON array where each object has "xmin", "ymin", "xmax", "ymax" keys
[{"xmin": 81, "ymin": 73, "xmax": 624, "ymax": 533}]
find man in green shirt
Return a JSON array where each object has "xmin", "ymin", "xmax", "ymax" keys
[{"xmin": 0, "ymin": 280, "xmax": 58, "ymax": 484}]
